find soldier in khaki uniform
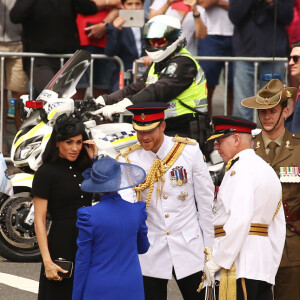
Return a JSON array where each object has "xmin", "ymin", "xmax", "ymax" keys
[{"xmin": 241, "ymin": 79, "xmax": 300, "ymax": 300}]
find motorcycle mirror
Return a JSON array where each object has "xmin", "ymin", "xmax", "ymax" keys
[
  {"xmin": 14, "ymin": 99, "xmax": 27, "ymax": 121},
  {"xmin": 26, "ymin": 100, "xmax": 44, "ymax": 109}
]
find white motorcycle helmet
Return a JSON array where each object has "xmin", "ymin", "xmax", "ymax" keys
[{"xmin": 143, "ymin": 15, "xmax": 186, "ymax": 63}]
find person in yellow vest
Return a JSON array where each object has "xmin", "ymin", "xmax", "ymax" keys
[
  {"xmin": 241, "ymin": 79, "xmax": 300, "ymax": 300},
  {"xmin": 93, "ymin": 15, "xmax": 211, "ymax": 157},
  {"xmin": 117, "ymin": 102, "xmax": 214, "ymax": 300},
  {"xmin": 203, "ymin": 115, "xmax": 285, "ymax": 300}
]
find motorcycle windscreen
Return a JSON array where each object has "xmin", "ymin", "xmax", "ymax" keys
[{"xmin": 37, "ymin": 50, "xmax": 91, "ymax": 99}]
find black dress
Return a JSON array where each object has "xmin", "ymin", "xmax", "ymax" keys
[{"xmin": 32, "ymin": 157, "xmax": 92, "ymax": 300}]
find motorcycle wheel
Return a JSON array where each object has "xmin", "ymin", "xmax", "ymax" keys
[{"xmin": 0, "ymin": 192, "xmax": 51, "ymax": 262}]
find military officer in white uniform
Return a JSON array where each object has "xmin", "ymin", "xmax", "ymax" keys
[
  {"xmin": 117, "ymin": 102, "xmax": 214, "ymax": 300},
  {"xmin": 204, "ymin": 116, "xmax": 286, "ymax": 300}
]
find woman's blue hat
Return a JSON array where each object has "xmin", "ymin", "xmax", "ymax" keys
[{"xmin": 81, "ymin": 156, "xmax": 146, "ymax": 193}]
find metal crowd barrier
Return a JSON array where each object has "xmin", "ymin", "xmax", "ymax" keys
[
  {"xmin": 0, "ymin": 52, "xmax": 289, "ymax": 157},
  {"xmin": 0, "ymin": 52, "xmax": 125, "ymax": 156},
  {"xmin": 134, "ymin": 56, "xmax": 289, "ymax": 117}
]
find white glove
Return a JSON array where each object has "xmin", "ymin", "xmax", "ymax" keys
[
  {"xmin": 204, "ymin": 260, "xmax": 221, "ymax": 286},
  {"xmin": 92, "ymin": 98, "xmax": 133, "ymax": 121},
  {"xmin": 94, "ymin": 95, "xmax": 106, "ymax": 106}
]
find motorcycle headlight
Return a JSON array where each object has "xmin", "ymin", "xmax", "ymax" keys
[{"xmin": 14, "ymin": 135, "xmax": 43, "ymax": 161}]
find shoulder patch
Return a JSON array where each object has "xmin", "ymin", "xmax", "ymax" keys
[
  {"xmin": 172, "ymin": 136, "xmax": 197, "ymax": 145},
  {"xmin": 164, "ymin": 63, "xmax": 178, "ymax": 75}
]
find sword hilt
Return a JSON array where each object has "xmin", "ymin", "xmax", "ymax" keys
[{"xmin": 197, "ymin": 247, "xmax": 212, "ymax": 293}]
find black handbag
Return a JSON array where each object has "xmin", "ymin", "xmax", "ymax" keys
[{"xmin": 54, "ymin": 258, "xmax": 73, "ymax": 279}]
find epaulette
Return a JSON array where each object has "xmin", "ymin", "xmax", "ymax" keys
[
  {"xmin": 118, "ymin": 143, "xmax": 142, "ymax": 157},
  {"xmin": 172, "ymin": 136, "xmax": 197, "ymax": 145}
]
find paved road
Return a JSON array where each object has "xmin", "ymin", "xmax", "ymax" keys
[{"xmin": 0, "ymin": 256, "xmax": 185, "ymax": 300}]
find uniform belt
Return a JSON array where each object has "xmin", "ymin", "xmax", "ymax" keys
[
  {"xmin": 214, "ymin": 223, "xmax": 269, "ymax": 237},
  {"xmin": 285, "ymin": 210, "xmax": 300, "ymax": 222}
]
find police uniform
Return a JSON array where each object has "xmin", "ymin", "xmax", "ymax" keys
[
  {"xmin": 102, "ymin": 48, "xmax": 209, "ymax": 144},
  {"xmin": 241, "ymin": 79, "xmax": 300, "ymax": 300},
  {"xmin": 254, "ymin": 130, "xmax": 300, "ymax": 300},
  {"xmin": 206, "ymin": 116, "xmax": 286, "ymax": 300},
  {"xmin": 118, "ymin": 103, "xmax": 214, "ymax": 300}
]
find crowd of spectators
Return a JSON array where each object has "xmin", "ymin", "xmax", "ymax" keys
[{"xmin": 1, "ymin": 0, "xmax": 300, "ymax": 150}]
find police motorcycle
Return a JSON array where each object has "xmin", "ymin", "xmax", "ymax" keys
[{"xmin": 0, "ymin": 50, "xmax": 137, "ymax": 262}]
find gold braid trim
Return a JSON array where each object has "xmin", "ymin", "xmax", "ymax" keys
[
  {"xmin": 219, "ymin": 264, "xmax": 237, "ymax": 300},
  {"xmin": 172, "ymin": 135, "xmax": 197, "ymax": 145},
  {"xmin": 115, "ymin": 143, "xmax": 142, "ymax": 163},
  {"xmin": 134, "ymin": 142, "xmax": 186, "ymax": 209},
  {"xmin": 273, "ymin": 197, "xmax": 282, "ymax": 219}
]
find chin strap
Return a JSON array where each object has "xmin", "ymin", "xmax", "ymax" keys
[{"xmin": 259, "ymin": 106, "xmax": 284, "ymax": 133}]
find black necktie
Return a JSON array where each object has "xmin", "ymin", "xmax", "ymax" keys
[{"xmin": 268, "ymin": 141, "xmax": 278, "ymax": 163}]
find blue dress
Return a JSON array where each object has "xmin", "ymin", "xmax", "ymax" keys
[{"xmin": 72, "ymin": 193, "xmax": 149, "ymax": 300}]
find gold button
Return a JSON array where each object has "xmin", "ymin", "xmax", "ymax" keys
[
  {"xmin": 166, "ymin": 231, "xmax": 171, "ymax": 235},
  {"xmin": 163, "ymin": 195, "xmax": 168, "ymax": 199},
  {"xmin": 165, "ymin": 214, "xmax": 169, "ymax": 218}
]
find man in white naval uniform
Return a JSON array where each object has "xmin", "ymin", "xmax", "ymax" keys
[
  {"xmin": 204, "ymin": 116, "xmax": 286, "ymax": 300},
  {"xmin": 118, "ymin": 102, "xmax": 214, "ymax": 300}
]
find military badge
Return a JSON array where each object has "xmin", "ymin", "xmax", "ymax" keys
[{"xmin": 178, "ymin": 191, "xmax": 188, "ymax": 201}]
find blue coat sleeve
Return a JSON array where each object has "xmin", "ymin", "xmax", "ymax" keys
[
  {"xmin": 72, "ymin": 207, "xmax": 93, "ymax": 300},
  {"xmin": 137, "ymin": 202, "xmax": 150, "ymax": 254}
]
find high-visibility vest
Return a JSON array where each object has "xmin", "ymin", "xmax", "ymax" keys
[{"xmin": 145, "ymin": 48, "xmax": 208, "ymax": 118}]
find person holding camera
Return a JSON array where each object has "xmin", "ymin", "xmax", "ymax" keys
[
  {"xmin": 104, "ymin": 0, "xmax": 146, "ymax": 92},
  {"xmin": 32, "ymin": 114, "xmax": 97, "ymax": 300},
  {"xmin": 75, "ymin": 2, "xmax": 121, "ymax": 99}
]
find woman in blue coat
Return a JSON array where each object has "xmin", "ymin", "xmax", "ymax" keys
[{"xmin": 72, "ymin": 156, "xmax": 149, "ymax": 300}]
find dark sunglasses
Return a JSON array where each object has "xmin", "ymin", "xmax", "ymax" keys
[
  {"xmin": 149, "ymin": 37, "xmax": 167, "ymax": 47},
  {"xmin": 289, "ymin": 55, "xmax": 300, "ymax": 63}
]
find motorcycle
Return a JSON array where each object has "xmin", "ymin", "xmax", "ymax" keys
[{"xmin": 0, "ymin": 50, "xmax": 137, "ymax": 262}]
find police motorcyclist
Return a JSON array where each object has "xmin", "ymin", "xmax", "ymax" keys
[{"xmin": 94, "ymin": 15, "xmax": 210, "ymax": 154}]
